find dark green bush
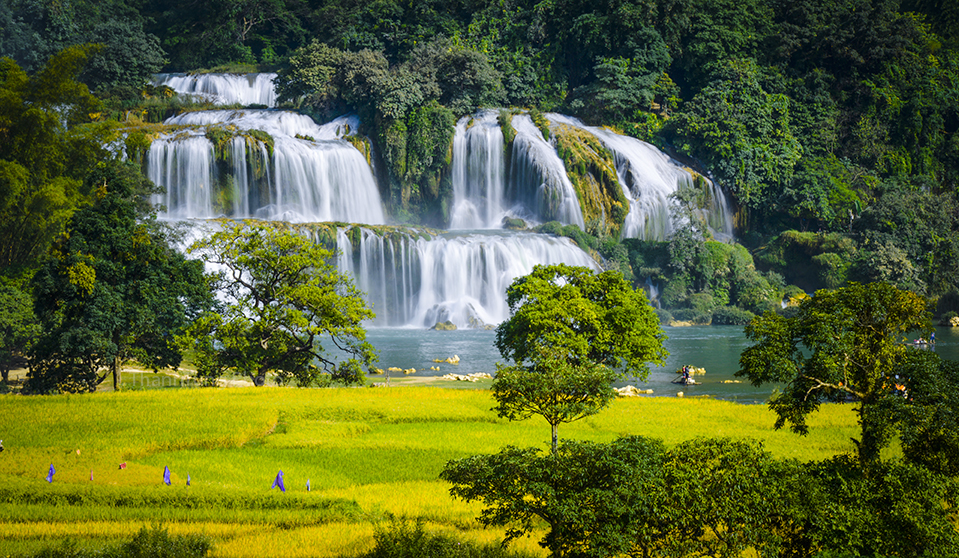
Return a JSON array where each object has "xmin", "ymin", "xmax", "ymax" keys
[
  {"xmin": 711, "ymin": 306, "xmax": 756, "ymax": 326},
  {"xmin": 654, "ymin": 308, "xmax": 673, "ymax": 325},
  {"xmin": 669, "ymin": 308, "xmax": 711, "ymax": 325},
  {"xmin": 363, "ymin": 519, "xmax": 534, "ymax": 558}
]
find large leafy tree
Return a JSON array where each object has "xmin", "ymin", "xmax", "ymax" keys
[
  {"xmin": 0, "ymin": 45, "xmax": 111, "ymax": 273},
  {"xmin": 737, "ymin": 281, "xmax": 929, "ymax": 462},
  {"xmin": 494, "ymin": 264, "xmax": 667, "ymax": 452},
  {"xmin": 26, "ymin": 160, "xmax": 213, "ymax": 394},
  {"xmin": 183, "ymin": 222, "xmax": 377, "ymax": 387}
]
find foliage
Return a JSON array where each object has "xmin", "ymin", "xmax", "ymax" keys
[
  {"xmin": 494, "ymin": 265, "xmax": 665, "ymax": 451},
  {"xmin": 0, "ymin": 46, "xmax": 112, "ymax": 273},
  {"xmin": 495, "ymin": 264, "xmax": 666, "ymax": 374},
  {"xmin": 852, "ymin": 180, "xmax": 959, "ymax": 296},
  {"xmin": 362, "ymin": 519, "xmax": 535, "ymax": 558},
  {"xmin": 0, "ymin": 279, "xmax": 38, "ymax": 383},
  {"xmin": 786, "ymin": 455, "xmax": 959, "ymax": 557},
  {"xmin": 30, "ymin": 524, "xmax": 210, "ymax": 558},
  {"xmin": 627, "ymin": 237, "xmax": 782, "ymax": 313},
  {"xmin": 659, "ymin": 437, "xmax": 785, "ymax": 558},
  {"xmin": 665, "ymin": 58, "xmax": 803, "ymax": 209},
  {"xmin": 26, "ymin": 160, "xmax": 212, "ymax": 394},
  {"xmin": 491, "ymin": 358, "xmax": 619, "ymax": 454},
  {"xmin": 738, "ymin": 282, "xmax": 930, "ymax": 462},
  {"xmin": 442, "ymin": 436, "xmax": 668, "ymax": 558},
  {"xmin": 182, "ymin": 221, "xmax": 377, "ymax": 387},
  {"xmin": 883, "ymin": 350, "xmax": 959, "ymax": 476},
  {"xmin": 711, "ymin": 305, "xmax": 755, "ymax": 325}
]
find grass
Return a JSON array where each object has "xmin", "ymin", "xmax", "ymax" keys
[{"xmin": 0, "ymin": 386, "xmax": 859, "ymax": 557}]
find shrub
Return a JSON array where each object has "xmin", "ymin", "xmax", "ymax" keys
[
  {"xmin": 31, "ymin": 525, "xmax": 210, "ymax": 558},
  {"xmin": 941, "ymin": 311, "xmax": 958, "ymax": 326},
  {"xmin": 655, "ymin": 308, "xmax": 673, "ymax": 324},
  {"xmin": 711, "ymin": 306, "xmax": 756, "ymax": 325},
  {"xmin": 688, "ymin": 293, "xmax": 716, "ymax": 314},
  {"xmin": 670, "ymin": 308, "xmax": 711, "ymax": 325},
  {"xmin": 364, "ymin": 519, "xmax": 533, "ymax": 558}
]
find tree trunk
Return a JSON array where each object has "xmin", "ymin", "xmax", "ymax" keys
[
  {"xmin": 551, "ymin": 422, "xmax": 559, "ymax": 454},
  {"xmin": 254, "ymin": 365, "xmax": 269, "ymax": 386},
  {"xmin": 112, "ymin": 356, "xmax": 121, "ymax": 392}
]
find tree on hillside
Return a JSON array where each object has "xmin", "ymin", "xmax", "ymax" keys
[
  {"xmin": 26, "ymin": 160, "xmax": 213, "ymax": 394},
  {"xmin": 0, "ymin": 45, "xmax": 112, "ymax": 274},
  {"xmin": 737, "ymin": 281, "xmax": 930, "ymax": 462},
  {"xmin": 182, "ymin": 222, "xmax": 378, "ymax": 387},
  {"xmin": 493, "ymin": 264, "xmax": 667, "ymax": 452}
]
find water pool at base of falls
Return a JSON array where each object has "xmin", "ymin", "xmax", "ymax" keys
[{"xmin": 367, "ymin": 325, "xmax": 777, "ymax": 402}]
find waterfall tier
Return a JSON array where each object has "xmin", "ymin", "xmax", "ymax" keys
[
  {"xmin": 154, "ymin": 73, "xmax": 278, "ymax": 107},
  {"xmin": 148, "ymin": 111, "xmax": 384, "ymax": 224},
  {"xmin": 449, "ymin": 111, "xmax": 584, "ymax": 230},
  {"xmin": 547, "ymin": 114, "xmax": 734, "ymax": 241},
  {"xmin": 507, "ymin": 114, "xmax": 585, "ymax": 227},
  {"xmin": 334, "ymin": 227, "xmax": 600, "ymax": 328},
  {"xmin": 449, "ymin": 111, "xmax": 506, "ymax": 229}
]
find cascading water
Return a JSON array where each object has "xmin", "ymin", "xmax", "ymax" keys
[
  {"xmin": 547, "ymin": 113, "xmax": 734, "ymax": 241},
  {"xmin": 153, "ymin": 73, "xmax": 278, "ymax": 107},
  {"xmin": 148, "ymin": 110, "xmax": 385, "ymax": 224},
  {"xmin": 148, "ymin": 75, "xmax": 735, "ymax": 331},
  {"xmin": 507, "ymin": 114, "xmax": 585, "ymax": 227},
  {"xmin": 449, "ymin": 111, "xmax": 584, "ymax": 229},
  {"xmin": 336, "ymin": 228, "xmax": 600, "ymax": 327},
  {"xmin": 449, "ymin": 111, "xmax": 506, "ymax": 229}
]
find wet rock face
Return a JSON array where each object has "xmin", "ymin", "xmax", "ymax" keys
[{"xmin": 431, "ymin": 320, "xmax": 458, "ymax": 331}]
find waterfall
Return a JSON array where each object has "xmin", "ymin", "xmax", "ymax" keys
[
  {"xmin": 547, "ymin": 114, "xmax": 734, "ymax": 241},
  {"xmin": 148, "ymin": 133, "xmax": 215, "ymax": 220},
  {"xmin": 147, "ymin": 111, "xmax": 384, "ymax": 224},
  {"xmin": 336, "ymin": 228, "xmax": 600, "ymax": 327},
  {"xmin": 153, "ymin": 73, "xmax": 278, "ymax": 107},
  {"xmin": 449, "ymin": 110, "xmax": 585, "ymax": 229},
  {"xmin": 449, "ymin": 111, "xmax": 506, "ymax": 229},
  {"xmin": 508, "ymin": 114, "xmax": 585, "ymax": 227}
]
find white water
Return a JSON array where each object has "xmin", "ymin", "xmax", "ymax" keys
[
  {"xmin": 337, "ymin": 229, "xmax": 600, "ymax": 327},
  {"xmin": 547, "ymin": 114, "xmax": 734, "ymax": 241},
  {"xmin": 508, "ymin": 114, "xmax": 585, "ymax": 227},
  {"xmin": 449, "ymin": 111, "xmax": 585, "ymax": 229},
  {"xmin": 148, "ymin": 111, "xmax": 384, "ymax": 224},
  {"xmin": 143, "ymin": 79, "xmax": 733, "ymax": 329},
  {"xmin": 154, "ymin": 73, "xmax": 278, "ymax": 107},
  {"xmin": 449, "ymin": 111, "xmax": 507, "ymax": 229},
  {"xmin": 148, "ymin": 133, "xmax": 215, "ymax": 220}
]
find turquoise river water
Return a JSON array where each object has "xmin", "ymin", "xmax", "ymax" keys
[{"xmin": 365, "ymin": 325, "xmax": 959, "ymax": 404}]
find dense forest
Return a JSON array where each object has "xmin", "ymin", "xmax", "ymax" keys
[{"xmin": 3, "ymin": 0, "xmax": 959, "ymax": 355}]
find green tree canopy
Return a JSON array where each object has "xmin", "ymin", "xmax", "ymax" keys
[
  {"xmin": 0, "ymin": 280, "xmax": 37, "ymax": 384},
  {"xmin": 0, "ymin": 46, "xmax": 112, "ymax": 273},
  {"xmin": 493, "ymin": 264, "xmax": 666, "ymax": 452},
  {"xmin": 737, "ymin": 281, "xmax": 930, "ymax": 462},
  {"xmin": 26, "ymin": 160, "xmax": 212, "ymax": 393},
  {"xmin": 183, "ymin": 222, "xmax": 378, "ymax": 387},
  {"xmin": 495, "ymin": 264, "xmax": 667, "ymax": 372}
]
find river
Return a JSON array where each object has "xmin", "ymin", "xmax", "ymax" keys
[{"xmin": 366, "ymin": 325, "xmax": 959, "ymax": 404}]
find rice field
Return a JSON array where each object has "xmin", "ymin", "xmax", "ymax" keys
[{"xmin": 0, "ymin": 382, "xmax": 860, "ymax": 557}]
